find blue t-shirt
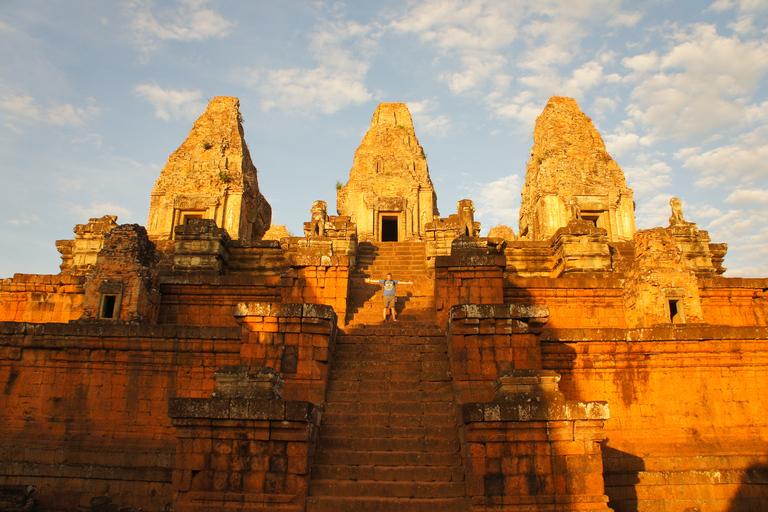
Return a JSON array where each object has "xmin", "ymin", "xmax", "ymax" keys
[{"xmin": 379, "ymin": 279, "xmax": 399, "ymax": 296}]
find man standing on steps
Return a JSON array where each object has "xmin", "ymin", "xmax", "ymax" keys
[{"xmin": 365, "ymin": 273, "xmax": 413, "ymax": 322}]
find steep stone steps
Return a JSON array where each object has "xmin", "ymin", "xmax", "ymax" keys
[
  {"xmin": 306, "ymin": 328, "xmax": 466, "ymax": 512},
  {"xmin": 346, "ymin": 241, "xmax": 436, "ymax": 327},
  {"xmin": 306, "ymin": 497, "xmax": 469, "ymax": 512}
]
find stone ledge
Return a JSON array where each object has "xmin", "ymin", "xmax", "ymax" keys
[
  {"xmin": 234, "ymin": 302, "xmax": 336, "ymax": 321},
  {"xmin": 541, "ymin": 324, "xmax": 768, "ymax": 342},
  {"xmin": 0, "ymin": 321, "xmax": 240, "ymax": 340},
  {"xmin": 169, "ymin": 398, "xmax": 320, "ymax": 424},
  {"xmin": 461, "ymin": 400, "xmax": 609, "ymax": 423},
  {"xmin": 449, "ymin": 303, "xmax": 549, "ymax": 322},
  {"xmin": 435, "ymin": 254, "xmax": 506, "ymax": 268}
]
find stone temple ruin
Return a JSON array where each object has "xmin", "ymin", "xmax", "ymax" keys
[{"xmin": 0, "ymin": 96, "xmax": 765, "ymax": 512}]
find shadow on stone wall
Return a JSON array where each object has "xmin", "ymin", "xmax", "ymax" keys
[
  {"xmin": 726, "ymin": 462, "xmax": 768, "ymax": 512},
  {"xmin": 600, "ymin": 439, "xmax": 644, "ymax": 512}
]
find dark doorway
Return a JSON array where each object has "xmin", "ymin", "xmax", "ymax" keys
[{"xmin": 381, "ymin": 216, "xmax": 398, "ymax": 242}]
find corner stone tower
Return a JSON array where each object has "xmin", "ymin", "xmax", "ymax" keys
[
  {"xmin": 519, "ymin": 97, "xmax": 635, "ymax": 241},
  {"xmin": 147, "ymin": 96, "xmax": 271, "ymax": 243},
  {"xmin": 337, "ymin": 103, "xmax": 438, "ymax": 242}
]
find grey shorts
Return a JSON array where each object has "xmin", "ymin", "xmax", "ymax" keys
[{"xmin": 383, "ymin": 295, "xmax": 395, "ymax": 308}]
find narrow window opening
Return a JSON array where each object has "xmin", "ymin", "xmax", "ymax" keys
[
  {"xmin": 381, "ymin": 216, "xmax": 398, "ymax": 242},
  {"xmin": 100, "ymin": 295, "xmax": 117, "ymax": 319},
  {"xmin": 669, "ymin": 299, "xmax": 683, "ymax": 323}
]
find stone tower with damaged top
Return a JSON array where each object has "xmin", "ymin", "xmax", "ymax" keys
[
  {"xmin": 147, "ymin": 96, "xmax": 271, "ymax": 243},
  {"xmin": 519, "ymin": 96, "xmax": 636, "ymax": 241},
  {"xmin": 337, "ymin": 102, "xmax": 438, "ymax": 242}
]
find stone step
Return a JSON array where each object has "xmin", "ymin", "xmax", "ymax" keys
[
  {"xmin": 325, "ymin": 389, "xmax": 455, "ymax": 403},
  {"xmin": 327, "ymin": 369, "xmax": 451, "ymax": 383},
  {"xmin": 340, "ymin": 324, "xmax": 444, "ymax": 335},
  {"xmin": 323, "ymin": 401, "xmax": 455, "ymax": 416},
  {"xmin": 312, "ymin": 449, "xmax": 462, "ymax": 467},
  {"xmin": 320, "ymin": 412, "xmax": 455, "ymax": 428},
  {"xmin": 305, "ymin": 496, "xmax": 469, "ymax": 512},
  {"xmin": 330, "ymin": 360, "xmax": 451, "ymax": 373},
  {"xmin": 333, "ymin": 350, "xmax": 448, "ymax": 363},
  {"xmin": 317, "ymin": 436, "xmax": 460, "ymax": 452},
  {"xmin": 311, "ymin": 464, "xmax": 464, "ymax": 482},
  {"xmin": 325, "ymin": 380, "xmax": 452, "ymax": 394},
  {"xmin": 308, "ymin": 479, "xmax": 466, "ymax": 498},
  {"xmin": 318, "ymin": 425, "xmax": 458, "ymax": 440}
]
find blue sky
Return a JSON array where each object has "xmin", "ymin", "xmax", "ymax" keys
[{"xmin": 1, "ymin": 0, "xmax": 768, "ymax": 278}]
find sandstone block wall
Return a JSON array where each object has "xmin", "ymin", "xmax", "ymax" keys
[
  {"xmin": 541, "ymin": 325, "xmax": 768, "ymax": 512},
  {"xmin": 0, "ymin": 322, "xmax": 241, "ymax": 511},
  {"xmin": 0, "ymin": 274, "xmax": 85, "ymax": 323}
]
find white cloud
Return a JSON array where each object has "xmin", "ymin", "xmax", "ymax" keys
[
  {"xmin": 241, "ymin": 17, "xmax": 374, "ymax": 114},
  {"xmin": 133, "ymin": 84, "xmax": 205, "ymax": 121},
  {"xmin": 392, "ymin": 0, "xmax": 638, "ymax": 101},
  {"xmin": 623, "ymin": 157, "xmax": 673, "ymax": 195},
  {"xmin": 469, "ymin": 173, "xmax": 523, "ymax": 228},
  {"xmin": 407, "ymin": 100, "xmax": 452, "ymax": 137},
  {"xmin": 634, "ymin": 192, "xmax": 673, "ymax": 229},
  {"xmin": 0, "ymin": 92, "xmax": 100, "ymax": 129},
  {"xmin": 725, "ymin": 188, "xmax": 768, "ymax": 205},
  {"xmin": 624, "ymin": 24, "xmax": 768, "ymax": 139},
  {"xmin": 605, "ymin": 132, "xmax": 639, "ymax": 157},
  {"xmin": 126, "ymin": 0, "xmax": 232, "ymax": 58},
  {"xmin": 7, "ymin": 214, "xmax": 40, "ymax": 226},
  {"xmin": 69, "ymin": 202, "xmax": 132, "ymax": 220},
  {"xmin": 46, "ymin": 100, "xmax": 102, "ymax": 127},
  {"xmin": 676, "ymin": 127, "xmax": 768, "ymax": 187},
  {"xmin": 711, "ymin": 0, "xmax": 768, "ymax": 12}
]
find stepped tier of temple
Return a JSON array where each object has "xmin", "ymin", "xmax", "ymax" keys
[{"xmin": 0, "ymin": 98, "xmax": 765, "ymax": 512}]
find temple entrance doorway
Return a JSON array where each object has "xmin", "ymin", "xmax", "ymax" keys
[{"xmin": 381, "ymin": 215, "xmax": 399, "ymax": 242}]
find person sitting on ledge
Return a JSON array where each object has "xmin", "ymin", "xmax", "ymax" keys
[{"xmin": 365, "ymin": 272, "xmax": 413, "ymax": 322}]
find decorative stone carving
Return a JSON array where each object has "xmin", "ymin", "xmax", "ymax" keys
[
  {"xmin": 669, "ymin": 197, "xmax": 688, "ymax": 225},
  {"xmin": 457, "ymin": 199, "xmax": 477, "ymax": 237},
  {"xmin": 519, "ymin": 97, "xmax": 636, "ymax": 242},
  {"xmin": 147, "ymin": 96, "xmax": 271, "ymax": 243},
  {"xmin": 303, "ymin": 200, "xmax": 328, "ymax": 238},
  {"xmin": 337, "ymin": 103, "xmax": 438, "ymax": 241}
]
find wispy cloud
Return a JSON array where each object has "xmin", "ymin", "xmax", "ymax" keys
[
  {"xmin": 675, "ymin": 126, "xmax": 768, "ymax": 187},
  {"xmin": 623, "ymin": 23, "xmax": 768, "ymax": 139},
  {"xmin": 0, "ymin": 92, "xmax": 101, "ymax": 130},
  {"xmin": 69, "ymin": 202, "xmax": 131, "ymax": 221},
  {"xmin": 407, "ymin": 100, "xmax": 452, "ymax": 137},
  {"xmin": 7, "ymin": 214, "xmax": 40, "ymax": 226},
  {"xmin": 467, "ymin": 173, "xmax": 523, "ymax": 229},
  {"xmin": 126, "ymin": 0, "xmax": 232, "ymax": 59},
  {"xmin": 133, "ymin": 84, "xmax": 205, "ymax": 121},
  {"xmin": 238, "ymin": 14, "xmax": 375, "ymax": 114}
]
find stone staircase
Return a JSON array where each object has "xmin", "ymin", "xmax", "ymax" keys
[
  {"xmin": 345, "ymin": 242, "xmax": 436, "ymax": 327},
  {"xmin": 306, "ymin": 242, "xmax": 467, "ymax": 511},
  {"xmin": 305, "ymin": 327, "xmax": 467, "ymax": 512}
]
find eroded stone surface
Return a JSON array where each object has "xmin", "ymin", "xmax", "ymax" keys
[
  {"xmin": 147, "ymin": 96, "xmax": 271, "ymax": 243},
  {"xmin": 519, "ymin": 97, "xmax": 635, "ymax": 242}
]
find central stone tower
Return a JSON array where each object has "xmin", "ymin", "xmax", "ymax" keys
[{"xmin": 337, "ymin": 103, "xmax": 438, "ymax": 242}]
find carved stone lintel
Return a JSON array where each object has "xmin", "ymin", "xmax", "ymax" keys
[{"xmin": 211, "ymin": 366, "xmax": 283, "ymax": 400}]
